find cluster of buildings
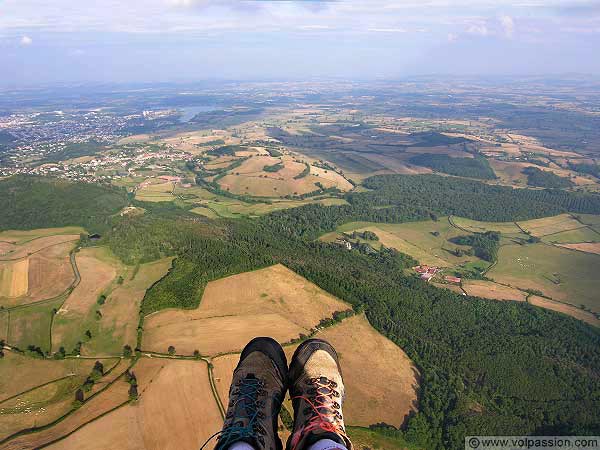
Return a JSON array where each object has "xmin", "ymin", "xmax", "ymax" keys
[
  {"xmin": 0, "ymin": 144, "xmax": 193, "ymax": 183},
  {"xmin": 413, "ymin": 265, "xmax": 462, "ymax": 285}
]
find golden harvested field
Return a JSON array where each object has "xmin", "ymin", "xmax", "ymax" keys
[
  {"xmin": 517, "ymin": 214, "xmax": 584, "ymax": 237},
  {"xmin": 144, "ymin": 264, "xmax": 350, "ymax": 356},
  {"xmin": 216, "ymin": 155, "xmax": 352, "ymax": 197},
  {"xmin": 0, "ymin": 352, "xmax": 95, "ymax": 402},
  {"xmin": 528, "ymin": 296, "xmax": 600, "ymax": 327},
  {"xmin": 48, "ymin": 360, "xmax": 223, "ymax": 450},
  {"xmin": 0, "ymin": 311, "xmax": 7, "ymax": 342},
  {"xmin": 26, "ymin": 241, "xmax": 76, "ymax": 303},
  {"xmin": 0, "ymin": 259, "xmax": 29, "ymax": 298},
  {"xmin": 557, "ymin": 242, "xmax": 600, "ymax": 255},
  {"xmin": 0, "ymin": 241, "xmax": 77, "ymax": 308},
  {"xmin": 0, "ymin": 243, "xmax": 16, "ymax": 257},
  {"xmin": 3, "ymin": 376, "xmax": 131, "ymax": 450},
  {"xmin": 462, "ymin": 280, "xmax": 527, "ymax": 302},
  {"xmin": 90, "ymin": 258, "xmax": 172, "ymax": 354},
  {"xmin": 0, "ymin": 234, "xmax": 79, "ymax": 261},
  {"xmin": 211, "ymin": 354, "xmax": 239, "ymax": 408},
  {"xmin": 280, "ymin": 315, "xmax": 418, "ymax": 428},
  {"xmin": 489, "ymin": 160, "xmax": 593, "ymax": 187},
  {"xmin": 145, "ymin": 313, "xmax": 303, "ymax": 356},
  {"xmin": 51, "ymin": 247, "xmax": 119, "ymax": 353},
  {"xmin": 0, "ymin": 228, "xmax": 83, "ymax": 246},
  {"xmin": 309, "ymin": 166, "xmax": 354, "ymax": 190}
]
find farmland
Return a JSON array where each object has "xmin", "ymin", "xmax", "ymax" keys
[
  {"xmin": 51, "ymin": 247, "xmax": 122, "ymax": 355},
  {"xmin": 47, "ymin": 360, "xmax": 222, "ymax": 450},
  {"xmin": 323, "ymin": 213, "xmax": 600, "ymax": 323},
  {"xmin": 324, "ymin": 217, "xmax": 491, "ymax": 275},
  {"xmin": 3, "ymin": 79, "xmax": 600, "ymax": 449},
  {"xmin": 488, "ymin": 243, "xmax": 600, "ymax": 311},
  {"xmin": 462, "ymin": 280, "xmax": 527, "ymax": 302},
  {"xmin": 84, "ymin": 257, "xmax": 173, "ymax": 355},
  {"xmin": 285, "ymin": 314, "xmax": 418, "ymax": 428},
  {"xmin": 3, "ymin": 266, "xmax": 418, "ymax": 450},
  {"xmin": 143, "ymin": 264, "xmax": 352, "ymax": 355}
]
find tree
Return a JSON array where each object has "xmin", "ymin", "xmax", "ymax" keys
[
  {"xmin": 123, "ymin": 345, "xmax": 133, "ymax": 358},
  {"xmin": 128, "ymin": 384, "xmax": 139, "ymax": 400},
  {"xmin": 75, "ymin": 388, "xmax": 84, "ymax": 402},
  {"xmin": 97, "ymin": 295, "xmax": 106, "ymax": 305},
  {"xmin": 168, "ymin": 345, "xmax": 176, "ymax": 356},
  {"xmin": 193, "ymin": 350, "xmax": 201, "ymax": 360},
  {"xmin": 72, "ymin": 341, "xmax": 82, "ymax": 356},
  {"xmin": 54, "ymin": 346, "xmax": 66, "ymax": 360},
  {"xmin": 91, "ymin": 360, "xmax": 104, "ymax": 380}
]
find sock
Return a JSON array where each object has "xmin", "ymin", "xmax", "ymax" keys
[
  {"xmin": 308, "ymin": 438, "xmax": 348, "ymax": 450},
  {"xmin": 228, "ymin": 441, "xmax": 256, "ymax": 450}
]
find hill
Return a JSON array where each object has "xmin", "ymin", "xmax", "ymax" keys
[{"xmin": 1, "ymin": 175, "xmax": 600, "ymax": 450}]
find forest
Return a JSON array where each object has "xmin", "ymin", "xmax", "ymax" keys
[
  {"xmin": 3, "ymin": 175, "xmax": 600, "ymax": 450},
  {"xmin": 408, "ymin": 154, "xmax": 496, "ymax": 180},
  {"xmin": 0, "ymin": 175, "xmax": 128, "ymax": 233},
  {"xmin": 522, "ymin": 166, "xmax": 574, "ymax": 188},
  {"xmin": 450, "ymin": 231, "xmax": 500, "ymax": 262}
]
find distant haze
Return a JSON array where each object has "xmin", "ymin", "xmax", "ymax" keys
[{"xmin": 2, "ymin": 0, "xmax": 600, "ymax": 86}]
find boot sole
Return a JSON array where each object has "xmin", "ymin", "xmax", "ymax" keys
[
  {"xmin": 238, "ymin": 336, "xmax": 289, "ymax": 381},
  {"xmin": 288, "ymin": 338, "xmax": 342, "ymax": 385}
]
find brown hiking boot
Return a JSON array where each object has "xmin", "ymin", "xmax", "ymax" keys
[
  {"xmin": 215, "ymin": 337, "xmax": 288, "ymax": 450},
  {"xmin": 286, "ymin": 339, "xmax": 352, "ymax": 450}
]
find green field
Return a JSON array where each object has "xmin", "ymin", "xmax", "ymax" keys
[
  {"xmin": 450, "ymin": 216, "xmax": 525, "ymax": 237},
  {"xmin": 327, "ymin": 218, "xmax": 488, "ymax": 272},
  {"xmin": 577, "ymin": 213, "xmax": 600, "ymax": 228},
  {"xmin": 187, "ymin": 193, "xmax": 349, "ymax": 219},
  {"xmin": 488, "ymin": 243, "xmax": 600, "ymax": 311},
  {"xmin": 7, "ymin": 298, "xmax": 64, "ymax": 353},
  {"xmin": 543, "ymin": 227, "xmax": 600, "ymax": 244},
  {"xmin": 51, "ymin": 247, "xmax": 125, "ymax": 355}
]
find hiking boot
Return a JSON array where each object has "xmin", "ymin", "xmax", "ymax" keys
[
  {"xmin": 287, "ymin": 339, "xmax": 352, "ymax": 450},
  {"xmin": 215, "ymin": 337, "xmax": 288, "ymax": 450}
]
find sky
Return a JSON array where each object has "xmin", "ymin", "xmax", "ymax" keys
[{"xmin": 1, "ymin": 0, "xmax": 600, "ymax": 86}]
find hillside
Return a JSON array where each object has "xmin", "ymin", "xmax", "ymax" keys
[{"xmin": 1, "ymin": 175, "xmax": 600, "ymax": 450}]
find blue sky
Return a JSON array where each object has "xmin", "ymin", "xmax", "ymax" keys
[{"xmin": 1, "ymin": 0, "xmax": 600, "ymax": 86}]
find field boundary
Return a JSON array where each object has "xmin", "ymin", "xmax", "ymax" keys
[
  {"xmin": 0, "ymin": 237, "xmax": 80, "ymax": 262},
  {"xmin": 0, "ymin": 374, "xmax": 75, "ymax": 406},
  {"xmin": 37, "ymin": 399, "xmax": 131, "ymax": 450},
  {"xmin": 0, "ymin": 357, "xmax": 135, "ymax": 448}
]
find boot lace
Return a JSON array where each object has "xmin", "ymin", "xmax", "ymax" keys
[
  {"xmin": 200, "ymin": 375, "xmax": 267, "ymax": 450},
  {"xmin": 290, "ymin": 376, "xmax": 349, "ymax": 450}
]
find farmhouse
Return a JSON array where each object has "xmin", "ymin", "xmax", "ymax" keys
[
  {"xmin": 444, "ymin": 276, "xmax": 462, "ymax": 284},
  {"xmin": 414, "ymin": 265, "xmax": 440, "ymax": 282},
  {"xmin": 335, "ymin": 239, "xmax": 353, "ymax": 250}
]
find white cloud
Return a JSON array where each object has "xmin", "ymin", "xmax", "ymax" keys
[
  {"xmin": 367, "ymin": 27, "xmax": 408, "ymax": 33},
  {"xmin": 20, "ymin": 35, "xmax": 33, "ymax": 46},
  {"xmin": 467, "ymin": 23, "xmax": 489, "ymax": 36},
  {"xmin": 447, "ymin": 32, "xmax": 458, "ymax": 42},
  {"xmin": 500, "ymin": 14, "xmax": 515, "ymax": 37}
]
